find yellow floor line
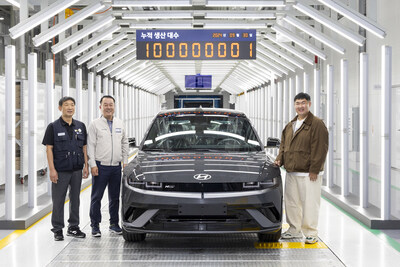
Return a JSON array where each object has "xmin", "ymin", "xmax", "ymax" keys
[
  {"xmin": 255, "ymin": 241, "xmax": 328, "ymax": 249},
  {"xmin": 0, "ymin": 184, "xmax": 92, "ymax": 250}
]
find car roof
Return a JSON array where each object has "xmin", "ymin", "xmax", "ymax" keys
[{"xmin": 157, "ymin": 108, "xmax": 246, "ymax": 117}]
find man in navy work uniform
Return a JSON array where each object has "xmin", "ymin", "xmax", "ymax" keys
[
  {"xmin": 88, "ymin": 95, "xmax": 129, "ymax": 237},
  {"xmin": 42, "ymin": 96, "xmax": 89, "ymax": 241}
]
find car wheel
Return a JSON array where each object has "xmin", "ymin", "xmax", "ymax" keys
[
  {"xmin": 122, "ymin": 228, "xmax": 146, "ymax": 242},
  {"xmin": 257, "ymin": 228, "xmax": 281, "ymax": 242}
]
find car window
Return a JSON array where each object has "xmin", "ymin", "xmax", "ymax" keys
[{"xmin": 142, "ymin": 114, "xmax": 262, "ymax": 152}]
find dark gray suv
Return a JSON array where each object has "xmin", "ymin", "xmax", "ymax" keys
[{"xmin": 122, "ymin": 108, "xmax": 282, "ymax": 242}]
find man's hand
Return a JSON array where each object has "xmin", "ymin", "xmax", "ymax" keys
[
  {"xmin": 91, "ymin": 166, "xmax": 99, "ymax": 177},
  {"xmin": 274, "ymin": 160, "xmax": 281, "ymax": 167},
  {"xmin": 83, "ymin": 166, "xmax": 89, "ymax": 179},
  {"xmin": 309, "ymin": 172, "xmax": 318, "ymax": 181},
  {"xmin": 49, "ymin": 168, "xmax": 58, "ymax": 184}
]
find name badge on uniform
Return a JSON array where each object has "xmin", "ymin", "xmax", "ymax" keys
[
  {"xmin": 115, "ymin": 128, "xmax": 122, "ymax": 133},
  {"xmin": 57, "ymin": 132, "xmax": 66, "ymax": 136}
]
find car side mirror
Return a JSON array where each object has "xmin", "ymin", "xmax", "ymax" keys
[
  {"xmin": 265, "ymin": 137, "xmax": 280, "ymax": 148},
  {"xmin": 129, "ymin": 137, "xmax": 138, "ymax": 148}
]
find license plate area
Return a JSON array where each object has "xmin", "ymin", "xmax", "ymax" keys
[{"xmin": 178, "ymin": 204, "xmax": 227, "ymax": 216}]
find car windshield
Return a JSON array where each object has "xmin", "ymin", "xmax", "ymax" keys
[{"xmin": 142, "ymin": 113, "xmax": 262, "ymax": 152}]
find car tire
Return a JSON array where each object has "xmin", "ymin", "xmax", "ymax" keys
[
  {"xmin": 122, "ymin": 228, "xmax": 146, "ymax": 242},
  {"xmin": 257, "ymin": 228, "xmax": 281, "ymax": 242}
]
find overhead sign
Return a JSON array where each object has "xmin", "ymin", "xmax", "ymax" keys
[
  {"xmin": 136, "ymin": 29, "xmax": 256, "ymax": 60},
  {"xmin": 185, "ymin": 74, "xmax": 212, "ymax": 90}
]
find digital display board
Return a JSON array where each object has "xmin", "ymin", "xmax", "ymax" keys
[
  {"xmin": 136, "ymin": 29, "xmax": 256, "ymax": 60},
  {"xmin": 185, "ymin": 75, "xmax": 212, "ymax": 89}
]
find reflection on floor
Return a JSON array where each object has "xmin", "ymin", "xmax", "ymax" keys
[{"xmin": 0, "ymin": 183, "xmax": 400, "ymax": 266}]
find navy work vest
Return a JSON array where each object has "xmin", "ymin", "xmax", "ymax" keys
[{"xmin": 52, "ymin": 118, "xmax": 85, "ymax": 172}]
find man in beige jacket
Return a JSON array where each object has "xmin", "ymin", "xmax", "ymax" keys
[
  {"xmin": 87, "ymin": 95, "xmax": 129, "ymax": 237},
  {"xmin": 275, "ymin": 92, "xmax": 328, "ymax": 244}
]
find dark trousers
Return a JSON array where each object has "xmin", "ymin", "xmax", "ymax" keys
[
  {"xmin": 89, "ymin": 161, "xmax": 122, "ymax": 227},
  {"xmin": 51, "ymin": 170, "xmax": 83, "ymax": 233}
]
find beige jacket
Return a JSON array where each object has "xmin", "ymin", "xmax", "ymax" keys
[
  {"xmin": 276, "ymin": 112, "xmax": 329, "ymax": 174},
  {"xmin": 87, "ymin": 116, "xmax": 129, "ymax": 167}
]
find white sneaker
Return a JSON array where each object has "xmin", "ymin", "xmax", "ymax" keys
[
  {"xmin": 305, "ymin": 236, "xmax": 318, "ymax": 244},
  {"xmin": 281, "ymin": 231, "xmax": 303, "ymax": 239}
]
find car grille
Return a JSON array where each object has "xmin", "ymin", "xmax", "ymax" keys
[{"xmin": 158, "ymin": 183, "xmax": 254, "ymax": 192}]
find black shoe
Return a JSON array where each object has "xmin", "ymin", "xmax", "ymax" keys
[
  {"xmin": 67, "ymin": 227, "xmax": 86, "ymax": 238},
  {"xmin": 92, "ymin": 225, "xmax": 101, "ymax": 237},
  {"xmin": 54, "ymin": 230, "xmax": 64, "ymax": 241}
]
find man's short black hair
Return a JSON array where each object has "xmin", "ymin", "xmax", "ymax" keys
[
  {"xmin": 59, "ymin": 96, "xmax": 75, "ymax": 106},
  {"xmin": 100, "ymin": 95, "xmax": 115, "ymax": 104},
  {"xmin": 294, "ymin": 92, "xmax": 311, "ymax": 102}
]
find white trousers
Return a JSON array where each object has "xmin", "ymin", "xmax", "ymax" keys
[{"xmin": 284, "ymin": 172, "xmax": 322, "ymax": 237}]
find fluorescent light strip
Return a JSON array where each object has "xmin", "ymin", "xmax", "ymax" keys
[
  {"xmin": 283, "ymin": 14, "xmax": 345, "ymax": 54},
  {"xmin": 76, "ymin": 33, "xmax": 127, "ymax": 65},
  {"xmin": 271, "ymin": 24, "xmax": 327, "ymax": 60},
  {"xmin": 130, "ymin": 21, "xmax": 192, "ymax": 29},
  {"xmin": 87, "ymin": 39, "xmax": 132, "ymax": 69},
  {"xmin": 96, "ymin": 46, "xmax": 136, "ymax": 72},
  {"xmin": 257, "ymin": 47, "xmax": 297, "ymax": 72},
  {"xmin": 206, "ymin": 0, "xmax": 285, "ymax": 7},
  {"xmin": 205, "ymin": 10, "xmax": 275, "ymax": 19},
  {"xmin": 123, "ymin": 11, "xmax": 193, "ymax": 19},
  {"xmin": 113, "ymin": 0, "xmax": 192, "ymax": 6},
  {"xmin": 103, "ymin": 53, "xmax": 137, "ymax": 76},
  {"xmin": 294, "ymin": 1, "xmax": 365, "ymax": 46},
  {"xmin": 32, "ymin": 2, "xmax": 105, "ymax": 47},
  {"xmin": 6, "ymin": 0, "xmax": 20, "ymax": 8},
  {"xmin": 318, "ymin": 0, "xmax": 385, "ymax": 38},
  {"xmin": 52, "ymin": 15, "xmax": 115, "ymax": 54},
  {"xmin": 65, "ymin": 24, "xmax": 121, "ymax": 61},
  {"xmin": 257, "ymin": 51, "xmax": 288, "ymax": 75},
  {"xmin": 202, "ymin": 20, "xmax": 268, "ymax": 29},
  {"xmin": 113, "ymin": 61, "xmax": 146, "ymax": 79},
  {"xmin": 9, "ymin": 0, "xmax": 79, "ymax": 39},
  {"xmin": 259, "ymin": 40, "xmax": 303, "ymax": 69},
  {"xmin": 264, "ymin": 33, "xmax": 314, "ymax": 65}
]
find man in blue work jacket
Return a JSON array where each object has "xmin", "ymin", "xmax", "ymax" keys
[{"xmin": 42, "ymin": 96, "xmax": 89, "ymax": 241}]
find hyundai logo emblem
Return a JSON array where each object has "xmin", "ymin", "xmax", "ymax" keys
[{"xmin": 193, "ymin": 173, "xmax": 212, "ymax": 181}]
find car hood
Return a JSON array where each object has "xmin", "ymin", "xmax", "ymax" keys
[{"xmin": 126, "ymin": 151, "xmax": 280, "ymax": 183}]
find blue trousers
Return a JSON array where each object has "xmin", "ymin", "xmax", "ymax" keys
[{"xmin": 89, "ymin": 161, "xmax": 122, "ymax": 227}]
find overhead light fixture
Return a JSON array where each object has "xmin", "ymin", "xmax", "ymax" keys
[
  {"xmin": 9, "ymin": 0, "xmax": 80, "ymax": 39},
  {"xmin": 204, "ymin": 10, "xmax": 275, "ymax": 19},
  {"xmin": 257, "ymin": 47, "xmax": 297, "ymax": 72},
  {"xmin": 259, "ymin": 40, "xmax": 303, "ymax": 69},
  {"xmin": 65, "ymin": 24, "xmax": 121, "ymax": 61},
  {"xmin": 283, "ymin": 14, "xmax": 345, "ymax": 54},
  {"xmin": 76, "ymin": 33, "xmax": 127, "ymax": 65},
  {"xmin": 294, "ymin": 1, "xmax": 365, "ymax": 46},
  {"xmin": 112, "ymin": 61, "xmax": 145, "ymax": 79},
  {"xmin": 130, "ymin": 21, "xmax": 192, "ymax": 29},
  {"xmin": 113, "ymin": 0, "xmax": 192, "ymax": 7},
  {"xmin": 202, "ymin": 20, "xmax": 268, "ymax": 29},
  {"xmin": 257, "ymin": 51, "xmax": 288, "ymax": 75},
  {"xmin": 33, "ymin": 2, "xmax": 105, "ymax": 47},
  {"xmin": 103, "ymin": 53, "xmax": 137, "ymax": 76},
  {"xmin": 123, "ymin": 11, "xmax": 193, "ymax": 19},
  {"xmin": 51, "ymin": 15, "xmax": 115, "ymax": 54},
  {"xmin": 271, "ymin": 24, "xmax": 327, "ymax": 60},
  {"xmin": 0, "ymin": 17, "xmax": 4, "ymax": 21},
  {"xmin": 206, "ymin": 0, "xmax": 285, "ymax": 7},
  {"xmin": 96, "ymin": 47, "xmax": 136, "ymax": 72},
  {"xmin": 87, "ymin": 40, "xmax": 133, "ymax": 69},
  {"xmin": 121, "ymin": 7, "xmax": 128, "ymax": 10},
  {"xmin": 317, "ymin": 0, "xmax": 385, "ymax": 38},
  {"xmin": 264, "ymin": 33, "xmax": 314, "ymax": 65},
  {"xmin": 6, "ymin": 0, "xmax": 20, "ymax": 8}
]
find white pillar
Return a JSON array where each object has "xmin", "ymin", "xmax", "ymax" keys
[
  {"xmin": 289, "ymin": 77, "xmax": 295, "ymax": 119},
  {"xmin": 341, "ymin": 59, "xmax": 349, "ymax": 196},
  {"xmin": 326, "ymin": 64, "xmax": 334, "ymax": 188},
  {"xmin": 283, "ymin": 79, "xmax": 289, "ymax": 126},
  {"xmin": 278, "ymin": 81, "xmax": 283, "ymax": 136},
  {"xmin": 314, "ymin": 67, "xmax": 321, "ymax": 117},
  {"xmin": 119, "ymin": 83, "xmax": 124, "ymax": 121},
  {"xmin": 360, "ymin": 53, "xmax": 369, "ymax": 208},
  {"xmin": 46, "ymin": 59, "xmax": 54, "ymax": 196},
  {"xmin": 295, "ymin": 74, "xmax": 302, "ymax": 95},
  {"xmin": 28, "ymin": 53, "xmax": 37, "ymax": 208},
  {"xmin": 381, "ymin": 46, "xmax": 392, "ymax": 220},
  {"xmin": 88, "ymin": 72, "xmax": 94, "ymax": 123},
  {"xmin": 260, "ymin": 87, "xmax": 265, "ymax": 142},
  {"xmin": 62, "ymin": 64, "xmax": 69, "ymax": 97},
  {"xmin": 109, "ymin": 79, "xmax": 114, "ymax": 96},
  {"xmin": 96, "ymin": 75, "xmax": 101, "ymax": 118},
  {"xmin": 303, "ymin": 72, "xmax": 309, "ymax": 94},
  {"xmin": 75, "ymin": 69, "xmax": 83, "ymax": 122},
  {"xmin": 5, "ymin": 45, "xmax": 16, "ymax": 220},
  {"xmin": 274, "ymin": 78, "xmax": 278, "ymax": 138},
  {"xmin": 103, "ymin": 77, "xmax": 109, "ymax": 96},
  {"xmin": 114, "ymin": 82, "xmax": 119, "ymax": 118}
]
